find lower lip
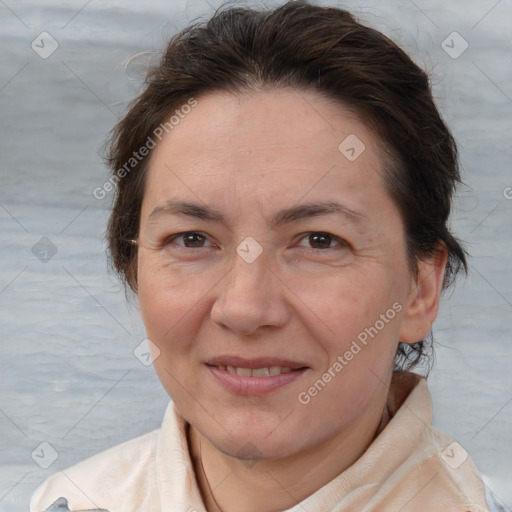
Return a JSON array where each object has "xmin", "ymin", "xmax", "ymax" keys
[{"xmin": 206, "ymin": 365, "xmax": 308, "ymax": 396}]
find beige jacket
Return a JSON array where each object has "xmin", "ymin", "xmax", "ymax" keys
[{"xmin": 30, "ymin": 373, "xmax": 490, "ymax": 512}]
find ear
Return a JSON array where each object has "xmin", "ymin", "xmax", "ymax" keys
[{"xmin": 398, "ymin": 245, "xmax": 448, "ymax": 344}]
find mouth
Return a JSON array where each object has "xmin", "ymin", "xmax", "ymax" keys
[
  {"xmin": 205, "ymin": 355, "xmax": 308, "ymax": 374},
  {"xmin": 208, "ymin": 364, "xmax": 300, "ymax": 377},
  {"xmin": 205, "ymin": 356, "xmax": 310, "ymax": 395}
]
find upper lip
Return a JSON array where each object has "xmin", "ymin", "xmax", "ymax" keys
[{"xmin": 206, "ymin": 355, "xmax": 309, "ymax": 370}]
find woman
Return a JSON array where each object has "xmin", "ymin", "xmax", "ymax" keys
[{"xmin": 30, "ymin": 1, "xmax": 491, "ymax": 511}]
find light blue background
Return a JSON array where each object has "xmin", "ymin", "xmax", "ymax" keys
[{"xmin": 1, "ymin": 1, "xmax": 511, "ymax": 510}]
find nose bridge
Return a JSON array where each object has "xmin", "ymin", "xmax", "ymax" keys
[
  {"xmin": 210, "ymin": 242, "xmax": 288, "ymax": 334},
  {"xmin": 224, "ymin": 244, "xmax": 270, "ymax": 304}
]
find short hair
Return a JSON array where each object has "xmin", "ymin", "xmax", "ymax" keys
[{"xmin": 104, "ymin": 1, "xmax": 468, "ymax": 373}]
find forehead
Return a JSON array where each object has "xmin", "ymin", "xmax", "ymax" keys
[
  {"xmin": 148, "ymin": 87, "xmax": 380, "ymax": 165},
  {"xmin": 142, "ymin": 87, "xmax": 390, "ymax": 224}
]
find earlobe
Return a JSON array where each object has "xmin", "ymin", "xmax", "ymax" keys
[{"xmin": 398, "ymin": 246, "xmax": 448, "ymax": 344}]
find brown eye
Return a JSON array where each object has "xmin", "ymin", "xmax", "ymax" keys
[
  {"xmin": 296, "ymin": 232, "xmax": 346, "ymax": 251},
  {"xmin": 307, "ymin": 232, "xmax": 334, "ymax": 249},
  {"xmin": 164, "ymin": 232, "xmax": 211, "ymax": 248},
  {"xmin": 182, "ymin": 232, "xmax": 207, "ymax": 247}
]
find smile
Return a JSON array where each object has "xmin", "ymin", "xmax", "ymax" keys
[
  {"xmin": 213, "ymin": 365, "xmax": 294, "ymax": 377},
  {"xmin": 206, "ymin": 363, "xmax": 308, "ymax": 396}
]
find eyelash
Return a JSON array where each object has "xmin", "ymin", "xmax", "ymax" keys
[{"xmin": 161, "ymin": 231, "xmax": 348, "ymax": 252}]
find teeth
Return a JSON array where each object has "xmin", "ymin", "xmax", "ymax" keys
[
  {"xmin": 252, "ymin": 367, "xmax": 270, "ymax": 377},
  {"xmin": 269, "ymin": 366, "xmax": 281, "ymax": 376},
  {"xmin": 236, "ymin": 367, "xmax": 252, "ymax": 377},
  {"xmin": 221, "ymin": 365, "xmax": 294, "ymax": 377}
]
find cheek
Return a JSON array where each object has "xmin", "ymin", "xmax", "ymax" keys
[
  {"xmin": 136, "ymin": 254, "xmax": 224, "ymax": 376},
  {"xmin": 296, "ymin": 279, "xmax": 401, "ymax": 424},
  {"xmin": 138, "ymin": 253, "xmax": 201, "ymax": 327},
  {"xmin": 296, "ymin": 267, "xmax": 405, "ymax": 381},
  {"xmin": 291, "ymin": 270, "xmax": 386, "ymax": 344},
  {"xmin": 137, "ymin": 256, "xmax": 193, "ymax": 356},
  {"xmin": 137, "ymin": 259, "xmax": 205, "ymax": 403}
]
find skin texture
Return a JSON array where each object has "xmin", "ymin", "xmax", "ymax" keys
[{"xmin": 135, "ymin": 87, "xmax": 447, "ymax": 512}]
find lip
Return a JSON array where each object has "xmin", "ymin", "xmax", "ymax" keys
[
  {"xmin": 206, "ymin": 364, "xmax": 308, "ymax": 396},
  {"xmin": 205, "ymin": 355, "xmax": 309, "ymax": 370}
]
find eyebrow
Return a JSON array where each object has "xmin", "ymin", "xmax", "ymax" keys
[{"xmin": 147, "ymin": 199, "xmax": 367, "ymax": 229}]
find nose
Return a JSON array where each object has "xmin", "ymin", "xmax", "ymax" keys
[{"xmin": 210, "ymin": 247, "xmax": 290, "ymax": 336}]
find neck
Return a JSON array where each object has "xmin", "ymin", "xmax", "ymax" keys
[{"xmin": 187, "ymin": 388, "xmax": 391, "ymax": 512}]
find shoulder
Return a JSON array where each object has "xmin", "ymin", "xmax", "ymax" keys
[
  {"xmin": 415, "ymin": 424, "xmax": 490, "ymax": 511},
  {"xmin": 30, "ymin": 428, "xmax": 160, "ymax": 512},
  {"xmin": 374, "ymin": 374, "xmax": 491, "ymax": 511}
]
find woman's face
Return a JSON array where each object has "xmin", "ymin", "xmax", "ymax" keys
[{"xmin": 136, "ymin": 87, "xmax": 422, "ymax": 460}]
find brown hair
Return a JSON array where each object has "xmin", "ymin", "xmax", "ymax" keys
[{"xmin": 103, "ymin": 0, "xmax": 468, "ymax": 373}]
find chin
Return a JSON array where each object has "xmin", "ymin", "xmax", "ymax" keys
[
  {"xmin": 213, "ymin": 432, "xmax": 300, "ymax": 462},
  {"xmin": 200, "ymin": 409, "xmax": 314, "ymax": 461}
]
